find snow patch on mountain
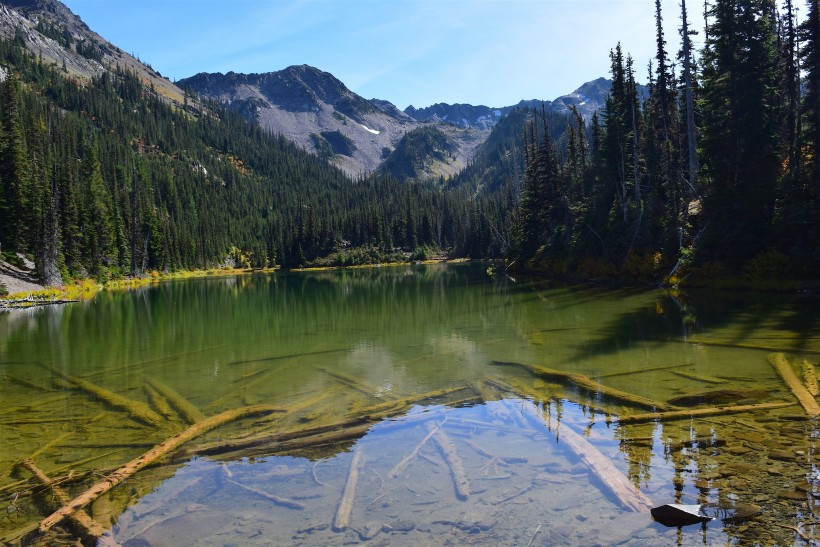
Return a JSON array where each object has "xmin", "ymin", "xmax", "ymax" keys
[{"xmin": 360, "ymin": 124, "xmax": 380, "ymax": 135}]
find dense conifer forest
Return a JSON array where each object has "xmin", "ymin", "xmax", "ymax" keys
[
  {"xmin": 513, "ymin": 0, "xmax": 820, "ymax": 284},
  {"xmin": 1, "ymin": 0, "xmax": 820, "ymax": 288},
  {"xmin": 0, "ymin": 33, "xmax": 494, "ymax": 284}
]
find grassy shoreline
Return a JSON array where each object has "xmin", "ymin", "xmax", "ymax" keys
[{"xmin": 0, "ymin": 258, "xmax": 472, "ymax": 310}]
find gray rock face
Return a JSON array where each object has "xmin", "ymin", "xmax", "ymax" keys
[
  {"xmin": 0, "ymin": 0, "xmax": 188, "ymax": 105},
  {"xmin": 179, "ymin": 66, "xmax": 485, "ymax": 178}
]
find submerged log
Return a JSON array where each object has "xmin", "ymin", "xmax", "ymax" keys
[
  {"xmin": 227, "ymin": 347, "xmax": 351, "ymax": 367},
  {"xmin": 522, "ymin": 407, "xmax": 653, "ymax": 512},
  {"xmin": 802, "ymin": 359, "xmax": 819, "ymax": 397},
  {"xmin": 463, "ymin": 438, "xmax": 528, "ymax": 464},
  {"xmin": 320, "ymin": 368, "xmax": 380, "ymax": 398},
  {"xmin": 387, "ymin": 421, "xmax": 441, "ymax": 479},
  {"xmin": 669, "ymin": 370, "xmax": 729, "ymax": 385},
  {"xmin": 143, "ymin": 384, "xmax": 176, "ymax": 420},
  {"xmin": 333, "ymin": 448, "xmax": 363, "ymax": 532},
  {"xmin": 354, "ymin": 385, "xmax": 469, "ymax": 416},
  {"xmin": 676, "ymin": 338, "xmax": 820, "ymax": 356},
  {"xmin": 43, "ymin": 364, "xmax": 165, "ymax": 428},
  {"xmin": 146, "ymin": 377, "xmax": 205, "ymax": 424},
  {"xmin": 492, "ymin": 360, "xmax": 672, "ymax": 411},
  {"xmin": 767, "ymin": 353, "xmax": 820, "ymax": 417},
  {"xmin": 427, "ymin": 422, "xmax": 470, "ymax": 500},
  {"xmin": 225, "ymin": 478, "xmax": 304, "ymax": 510},
  {"xmin": 191, "ymin": 386, "xmax": 469, "ymax": 459},
  {"xmin": 19, "ymin": 458, "xmax": 110, "ymax": 545},
  {"xmin": 599, "ymin": 363, "xmax": 692, "ymax": 378},
  {"xmin": 612, "ymin": 401, "xmax": 796, "ymax": 425},
  {"xmin": 667, "ymin": 389, "xmax": 769, "ymax": 407},
  {"xmin": 29, "ymin": 404, "xmax": 283, "ymax": 540},
  {"xmin": 273, "ymin": 423, "xmax": 374, "ymax": 455}
]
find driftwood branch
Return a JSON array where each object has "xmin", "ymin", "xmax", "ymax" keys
[
  {"xmin": 19, "ymin": 458, "xmax": 111, "ymax": 546},
  {"xmin": 387, "ymin": 421, "xmax": 441, "ymax": 479},
  {"xmin": 599, "ymin": 362, "xmax": 692, "ymax": 378},
  {"xmin": 768, "ymin": 353, "xmax": 820, "ymax": 417},
  {"xmin": 28, "ymin": 404, "xmax": 284, "ymax": 541},
  {"xmin": 224, "ymin": 478, "xmax": 304, "ymax": 510},
  {"xmin": 333, "ymin": 447, "xmax": 363, "ymax": 532},
  {"xmin": 669, "ymin": 370, "xmax": 728, "ymax": 384}
]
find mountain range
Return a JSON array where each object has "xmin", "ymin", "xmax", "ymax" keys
[
  {"xmin": 1, "ymin": 0, "xmax": 628, "ymax": 181},
  {"xmin": 179, "ymin": 68, "xmax": 630, "ymax": 178}
]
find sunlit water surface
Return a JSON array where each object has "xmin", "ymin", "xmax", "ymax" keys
[{"xmin": 1, "ymin": 263, "xmax": 820, "ymax": 545}]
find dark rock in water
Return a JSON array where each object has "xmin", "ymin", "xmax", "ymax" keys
[
  {"xmin": 652, "ymin": 502, "xmax": 761, "ymax": 527},
  {"xmin": 651, "ymin": 504, "xmax": 712, "ymax": 527},
  {"xmin": 768, "ymin": 450, "xmax": 796, "ymax": 462},
  {"xmin": 668, "ymin": 389, "xmax": 769, "ymax": 407}
]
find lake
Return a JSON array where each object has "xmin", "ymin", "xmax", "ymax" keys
[{"xmin": 1, "ymin": 263, "xmax": 819, "ymax": 545}]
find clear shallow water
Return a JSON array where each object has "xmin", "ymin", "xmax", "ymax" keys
[{"xmin": 1, "ymin": 263, "xmax": 820, "ymax": 545}]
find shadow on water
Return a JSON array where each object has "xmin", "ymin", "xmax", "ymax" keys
[{"xmin": 564, "ymin": 287, "xmax": 820, "ymax": 366}]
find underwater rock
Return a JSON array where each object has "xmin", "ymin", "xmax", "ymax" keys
[
  {"xmin": 651, "ymin": 504, "xmax": 712, "ymax": 527},
  {"xmin": 651, "ymin": 502, "xmax": 761, "ymax": 527}
]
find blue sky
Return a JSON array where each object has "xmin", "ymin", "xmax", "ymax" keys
[{"xmin": 62, "ymin": 0, "xmax": 695, "ymax": 110}]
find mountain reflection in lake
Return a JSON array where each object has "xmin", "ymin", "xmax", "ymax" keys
[{"xmin": 1, "ymin": 263, "xmax": 819, "ymax": 545}]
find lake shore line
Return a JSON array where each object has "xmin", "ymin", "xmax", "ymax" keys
[{"xmin": 0, "ymin": 258, "xmax": 472, "ymax": 310}]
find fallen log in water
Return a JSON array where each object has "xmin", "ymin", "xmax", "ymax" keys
[
  {"xmin": 611, "ymin": 401, "xmax": 796, "ymax": 425},
  {"xmin": 146, "ymin": 377, "xmax": 205, "ymax": 424},
  {"xmin": 24, "ymin": 404, "xmax": 284, "ymax": 543},
  {"xmin": 333, "ymin": 447, "xmax": 363, "ymax": 532},
  {"xmin": 42, "ymin": 364, "xmax": 165, "ymax": 428},
  {"xmin": 190, "ymin": 386, "xmax": 469, "ymax": 459},
  {"xmin": 387, "ymin": 421, "xmax": 442, "ymax": 479},
  {"xmin": 427, "ymin": 422, "xmax": 470, "ymax": 500},
  {"xmin": 143, "ymin": 384, "xmax": 176, "ymax": 420},
  {"xmin": 354, "ymin": 385, "xmax": 469, "ymax": 416},
  {"xmin": 802, "ymin": 359, "xmax": 819, "ymax": 397},
  {"xmin": 669, "ymin": 370, "xmax": 729, "ymax": 385},
  {"xmin": 599, "ymin": 363, "xmax": 693, "ymax": 379},
  {"xmin": 320, "ymin": 368, "xmax": 385, "ymax": 399},
  {"xmin": 19, "ymin": 458, "xmax": 110, "ymax": 546},
  {"xmin": 521, "ymin": 405, "xmax": 653, "ymax": 512},
  {"xmin": 227, "ymin": 347, "xmax": 351, "ymax": 367},
  {"xmin": 492, "ymin": 360, "xmax": 672, "ymax": 411},
  {"xmin": 190, "ymin": 415, "xmax": 376, "ymax": 458},
  {"xmin": 676, "ymin": 338, "xmax": 820, "ymax": 356},
  {"xmin": 767, "ymin": 353, "xmax": 820, "ymax": 417},
  {"xmin": 225, "ymin": 478, "xmax": 304, "ymax": 510}
]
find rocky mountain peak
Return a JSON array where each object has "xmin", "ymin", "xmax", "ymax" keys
[{"xmin": 0, "ymin": 0, "xmax": 187, "ymax": 105}]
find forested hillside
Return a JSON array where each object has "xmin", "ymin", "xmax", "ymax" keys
[
  {"xmin": 0, "ymin": 33, "xmax": 495, "ymax": 285},
  {"xmin": 3, "ymin": 0, "xmax": 819, "ymax": 290},
  {"xmin": 511, "ymin": 0, "xmax": 820, "ymax": 285}
]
